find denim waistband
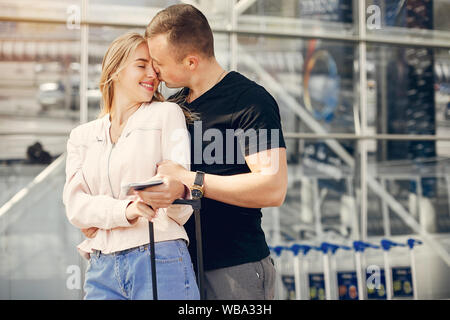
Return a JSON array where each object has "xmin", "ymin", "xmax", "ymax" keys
[{"xmin": 91, "ymin": 239, "xmax": 187, "ymax": 258}]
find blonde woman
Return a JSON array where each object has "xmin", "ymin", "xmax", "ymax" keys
[{"xmin": 62, "ymin": 32, "xmax": 199, "ymax": 300}]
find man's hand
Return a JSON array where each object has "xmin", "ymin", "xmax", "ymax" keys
[{"xmin": 134, "ymin": 174, "xmax": 185, "ymax": 210}]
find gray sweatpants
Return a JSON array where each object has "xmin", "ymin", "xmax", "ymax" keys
[{"xmin": 203, "ymin": 255, "xmax": 276, "ymax": 300}]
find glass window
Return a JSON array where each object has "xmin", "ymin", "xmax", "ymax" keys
[
  {"xmin": 367, "ymin": 139, "xmax": 450, "ymax": 236},
  {"xmin": 238, "ymin": 0, "xmax": 355, "ymax": 37},
  {"xmin": 367, "ymin": 44, "xmax": 450, "ymax": 137},
  {"xmin": 0, "ymin": 0, "xmax": 81, "ymax": 22},
  {"xmin": 366, "ymin": 0, "xmax": 450, "ymax": 44},
  {"xmin": 237, "ymin": 35, "xmax": 357, "ymax": 141},
  {"xmin": 0, "ymin": 22, "xmax": 82, "ymax": 298},
  {"xmin": 0, "ymin": 21, "xmax": 80, "ymax": 161},
  {"xmin": 87, "ymin": 0, "xmax": 180, "ymax": 25},
  {"xmin": 0, "ymin": 167, "xmax": 84, "ymax": 299},
  {"xmin": 264, "ymin": 139, "xmax": 357, "ymax": 243}
]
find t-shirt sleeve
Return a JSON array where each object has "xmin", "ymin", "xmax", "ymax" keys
[{"xmin": 230, "ymin": 86, "xmax": 286, "ymax": 157}]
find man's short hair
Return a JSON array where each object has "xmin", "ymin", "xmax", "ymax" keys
[{"xmin": 145, "ymin": 4, "xmax": 214, "ymax": 61}]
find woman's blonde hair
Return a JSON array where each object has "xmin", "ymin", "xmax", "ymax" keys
[{"xmin": 98, "ymin": 31, "xmax": 198, "ymax": 124}]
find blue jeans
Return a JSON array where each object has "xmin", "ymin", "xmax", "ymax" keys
[{"xmin": 84, "ymin": 239, "xmax": 200, "ymax": 300}]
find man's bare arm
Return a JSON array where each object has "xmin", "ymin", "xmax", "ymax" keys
[{"xmin": 156, "ymin": 147, "xmax": 288, "ymax": 208}]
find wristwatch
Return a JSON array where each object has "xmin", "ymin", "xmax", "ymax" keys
[{"xmin": 190, "ymin": 171, "xmax": 205, "ymax": 200}]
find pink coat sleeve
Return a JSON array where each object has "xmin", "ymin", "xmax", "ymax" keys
[{"xmin": 62, "ymin": 127, "xmax": 134, "ymax": 230}]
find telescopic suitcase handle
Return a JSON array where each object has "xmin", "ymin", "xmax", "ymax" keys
[
  {"xmin": 172, "ymin": 198, "xmax": 205, "ymax": 300},
  {"xmin": 148, "ymin": 198, "xmax": 204, "ymax": 300}
]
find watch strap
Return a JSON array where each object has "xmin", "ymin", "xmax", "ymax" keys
[{"xmin": 194, "ymin": 171, "xmax": 205, "ymax": 187}]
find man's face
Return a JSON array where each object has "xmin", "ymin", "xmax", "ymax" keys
[{"xmin": 147, "ymin": 34, "xmax": 188, "ymax": 88}]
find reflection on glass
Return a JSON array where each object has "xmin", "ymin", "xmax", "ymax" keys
[
  {"xmin": 240, "ymin": 0, "xmax": 354, "ymax": 23},
  {"xmin": 0, "ymin": 0, "xmax": 81, "ymax": 22},
  {"xmin": 368, "ymin": 176, "xmax": 450, "ymax": 236},
  {"xmin": 237, "ymin": 34, "xmax": 356, "ymax": 163},
  {"xmin": 87, "ymin": 0, "xmax": 179, "ymax": 25},
  {"xmin": 367, "ymin": 141, "xmax": 450, "ymax": 236},
  {"xmin": 0, "ymin": 21, "xmax": 83, "ymax": 299},
  {"xmin": 0, "ymin": 22, "xmax": 80, "ymax": 161},
  {"xmin": 0, "ymin": 168, "xmax": 84, "ymax": 299},
  {"xmin": 366, "ymin": 0, "xmax": 450, "ymax": 34},
  {"xmin": 273, "ymin": 135, "xmax": 450, "ymax": 243},
  {"xmin": 90, "ymin": 0, "xmax": 178, "ymax": 7},
  {"xmin": 238, "ymin": 0, "xmax": 355, "ymax": 38},
  {"xmin": 267, "ymin": 139, "xmax": 356, "ymax": 243},
  {"xmin": 367, "ymin": 45, "xmax": 450, "ymax": 139}
]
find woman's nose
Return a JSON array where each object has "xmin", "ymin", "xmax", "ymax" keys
[{"xmin": 146, "ymin": 66, "xmax": 157, "ymax": 78}]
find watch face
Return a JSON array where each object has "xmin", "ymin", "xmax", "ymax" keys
[{"xmin": 192, "ymin": 189, "xmax": 203, "ymax": 199}]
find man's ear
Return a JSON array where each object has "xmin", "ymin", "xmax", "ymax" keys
[{"xmin": 184, "ymin": 55, "xmax": 199, "ymax": 71}]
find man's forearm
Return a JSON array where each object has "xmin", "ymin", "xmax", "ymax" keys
[{"xmin": 179, "ymin": 170, "xmax": 286, "ymax": 208}]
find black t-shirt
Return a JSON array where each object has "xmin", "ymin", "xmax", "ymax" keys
[{"xmin": 170, "ymin": 71, "xmax": 286, "ymax": 271}]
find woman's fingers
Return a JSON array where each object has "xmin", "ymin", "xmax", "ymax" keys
[
  {"xmin": 148, "ymin": 200, "xmax": 172, "ymax": 210},
  {"xmin": 81, "ymin": 227, "xmax": 99, "ymax": 238},
  {"xmin": 136, "ymin": 201, "xmax": 157, "ymax": 221}
]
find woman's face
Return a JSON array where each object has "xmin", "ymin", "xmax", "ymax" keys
[{"xmin": 114, "ymin": 42, "xmax": 160, "ymax": 105}]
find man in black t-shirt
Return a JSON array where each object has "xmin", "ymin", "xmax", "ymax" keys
[{"xmin": 140, "ymin": 4, "xmax": 288, "ymax": 300}]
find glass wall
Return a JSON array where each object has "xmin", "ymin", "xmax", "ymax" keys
[
  {"xmin": 0, "ymin": 21, "xmax": 80, "ymax": 163},
  {"xmin": 1, "ymin": 0, "xmax": 449, "ymax": 299}
]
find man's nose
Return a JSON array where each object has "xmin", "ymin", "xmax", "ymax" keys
[{"xmin": 153, "ymin": 68, "xmax": 162, "ymax": 81}]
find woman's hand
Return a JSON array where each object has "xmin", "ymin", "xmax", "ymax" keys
[
  {"xmin": 81, "ymin": 227, "xmax": 99, "ymax": 239},
  {"xmin": 80, "ymin": 199, "xmax": 151, "ymax": 238},
  {"xmin": 156, "ymin": 160, "xmax": 187, "ymax": 178},
  {"xmin": 125, "ymin": 200, "xmax": 157, "ymax": 223}
]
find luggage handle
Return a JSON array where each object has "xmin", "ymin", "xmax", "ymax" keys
[
  {"xmin": 148, "ymin": 198, "xmax": 204, "ymax": 300},
  {"xmin": 173, "ymin": 199, "xmax": 205, "ymax": 300}
]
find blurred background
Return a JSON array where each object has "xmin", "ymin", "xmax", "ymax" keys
[{"xmin": 0, "ymin": 0, "xmax": 449, "ymax": 300}]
